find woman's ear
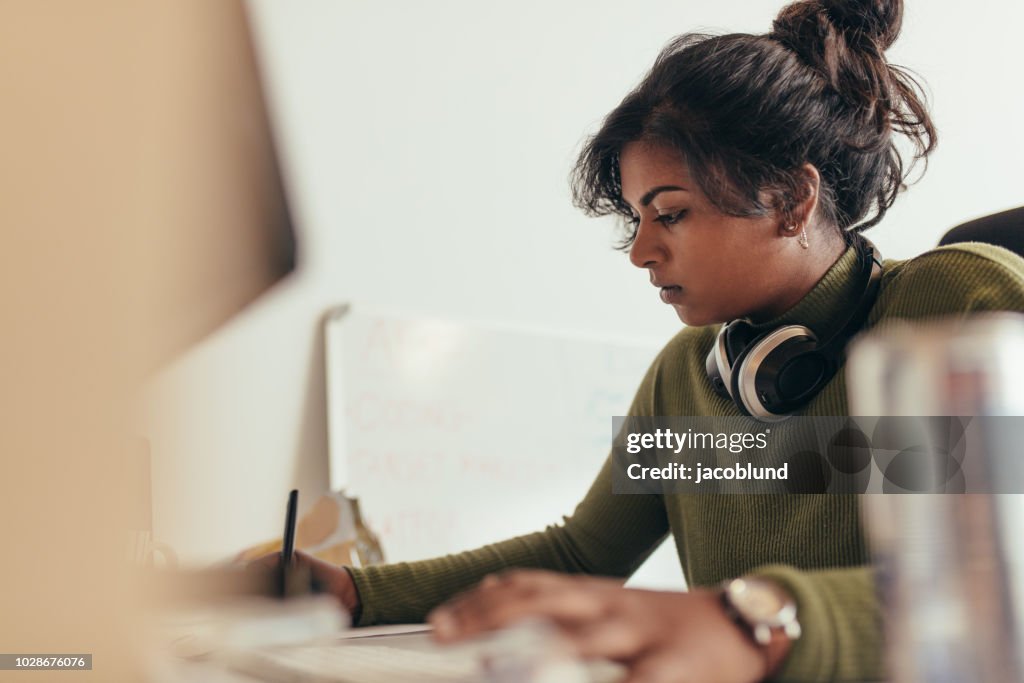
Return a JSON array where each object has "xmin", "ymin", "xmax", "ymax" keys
[
  {"xmin": 770, "ymin": 163, "xmax": 822, "ymax": 238},
  {"xmin": 791, "ymin": 163, "xmax": 821, "ymax": 230}
]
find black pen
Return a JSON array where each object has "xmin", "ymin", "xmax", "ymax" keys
[{"xmin": 280, "ymin": 489, "xmax": 298, "ymax": 596}]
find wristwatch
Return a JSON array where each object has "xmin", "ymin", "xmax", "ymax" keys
[{"xmin": 720, "ymin": 576, "xmax": 802, "ymax": 649}]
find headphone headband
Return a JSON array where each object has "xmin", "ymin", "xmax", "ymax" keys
[{"xmin": 815, "ymin": 237, "xmax": 883, "ymax": 359}]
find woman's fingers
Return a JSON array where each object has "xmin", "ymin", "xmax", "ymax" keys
[
  {"xmin": 562, "ymin": 613, "xmax": 653, "ymax": 662},
  {"xmin": 433, "ymin": 582, "xmax": 768, "ymax": 683},
  {"xmin": 242, "ymin": 550, "xmax": 359, "ymax": 614},
  {"xmin": 248, "ymin": 551, "xmax": 283, "ymax": 570},
  {"xmin": 429, "ymin": 571, "xmax": 618, "ymax": 642}
]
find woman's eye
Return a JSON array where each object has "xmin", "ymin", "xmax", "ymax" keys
[{"xmin": 655, "ymin": 209, "xmax": 687, "ymax": 226}]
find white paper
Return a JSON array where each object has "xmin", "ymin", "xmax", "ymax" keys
[{"xmin": 335, "ymin": 623, "xmax": 433, "ymax": 640}]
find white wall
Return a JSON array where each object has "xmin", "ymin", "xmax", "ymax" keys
[{"xmin": 140, "ymin": 0, "xmax": 1024, "ymax": 565}]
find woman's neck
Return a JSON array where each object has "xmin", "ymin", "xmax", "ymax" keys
[{"xmin": 746, "ymin": 233, "xmax": 849, "ymax": 325}]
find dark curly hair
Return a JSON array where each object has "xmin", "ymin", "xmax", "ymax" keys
[{"xmin": 570, "ymin": 0, "xmax": 936, "ymax": 249}]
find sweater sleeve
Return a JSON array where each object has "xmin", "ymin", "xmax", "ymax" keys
[
  {"xmin": 347, "ymin": 358, "xmax": 672, "ymax": 626},
  {"xmin": 747, "ymin": 244, "xmax": 1024, "ymax": 682},
  {"xmin": 748, "ymin": 565, "xmax": 883, "ymax": 682}
]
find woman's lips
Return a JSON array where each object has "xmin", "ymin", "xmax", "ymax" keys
[{"xmin": 659, "ymin": 285, "xmax": 683, "ymax": 304}]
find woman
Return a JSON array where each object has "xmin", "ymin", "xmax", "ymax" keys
[{"xmin": 275, "ymin": 0, "xmax": 1024, "ymax": 680}]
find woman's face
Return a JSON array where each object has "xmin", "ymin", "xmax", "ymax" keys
[{"xmin": 619, "ymin": 141, "xmax": 804, "ymax": 327}]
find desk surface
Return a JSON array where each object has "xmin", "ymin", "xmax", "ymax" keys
[{"xmin": 162, "ymin": 629, "xmax": 626, "ymax": 683}]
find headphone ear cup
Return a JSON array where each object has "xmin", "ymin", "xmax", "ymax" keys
[
  {"xmin": 731, "ymin": 325, "xmax": 820, "ymax": 420},
  {"xmin": 773, "ymin": 346, "xmax": 832, "ymax": 407}
]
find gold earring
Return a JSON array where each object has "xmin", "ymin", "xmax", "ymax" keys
[{"xmin": 799, "ymin": 228, "xmax": 809, "ymax": 249}]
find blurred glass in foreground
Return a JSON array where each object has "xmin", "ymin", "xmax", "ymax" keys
[{"xmin": 849, "ymin": 313, "xmax": 1024, "ymax": 682}]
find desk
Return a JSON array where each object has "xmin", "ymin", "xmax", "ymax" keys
[{"xmin": 161, "ymin": 629, "xmax": 625, "ymax": 682}]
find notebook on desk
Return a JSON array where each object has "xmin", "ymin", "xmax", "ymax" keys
[
  {"xmin": 226, "ymin": 627, "xmax": 625, "ymax": 683},
  {"xmin": 229, "ymin": 641, "xmax": 477, "ymax": 683}
]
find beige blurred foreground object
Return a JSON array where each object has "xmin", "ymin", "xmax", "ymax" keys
[
  {"xmin": 0, "ymin": 1, "xmax": 295, "ymax": 680},
  {"xmin": 849, "ymin": 313, "xmax": 1024, "ymax": 683},
  {"xmin": 237, "ymin": 491, "xmax": 385, "ymax": 568}
]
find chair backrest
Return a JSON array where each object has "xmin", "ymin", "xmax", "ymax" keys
[{"xmin": 939, "ymin": 207, "xmax": 1024, "ymax": 257}]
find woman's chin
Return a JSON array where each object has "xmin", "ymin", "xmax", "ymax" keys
[{"xmin": 671, "ymin": 304, "xmax": 723, "ymax": 328}]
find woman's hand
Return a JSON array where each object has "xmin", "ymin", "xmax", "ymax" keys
[
  {"xmin": 427, "ymin": 570, "xmax": 774, "ymax": 683},
  {"xmin": 247, "ymin": 550, "xmax": 361, "ymax": 618}
]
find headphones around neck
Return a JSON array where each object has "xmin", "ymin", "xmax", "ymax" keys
[{"xmin": 704, "ymin": 236, "xmax": 883, "ymax": 421}]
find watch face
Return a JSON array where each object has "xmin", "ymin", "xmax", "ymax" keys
[{"xmin": 729, "ymin": 578, "xmax": 792, "ymax": 624}]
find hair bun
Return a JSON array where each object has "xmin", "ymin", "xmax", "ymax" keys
[
  {"xmin": 821, "ymin": 0, "xmax": 902, "ymax": 51},
  {"xmin": 772, "ymin": 0, "xmax": 903, "ymax": 55},
  {"xmin": 770, "ymin": 0, "xmax": 906, "ymax": 98}
]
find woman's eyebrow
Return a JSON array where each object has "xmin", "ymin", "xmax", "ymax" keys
[{"xmin": 640, "ymin": 185, "xmax": 689, "ymax": 206}]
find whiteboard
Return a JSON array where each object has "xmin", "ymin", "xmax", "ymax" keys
[{"xmin": 324, "ymin": 305, "xmax": 685, "ymax": 589}]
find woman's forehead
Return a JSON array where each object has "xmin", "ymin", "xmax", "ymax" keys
[{"xmin": 619, "ymin": 142, "xmax": 695, "ymax": 203}]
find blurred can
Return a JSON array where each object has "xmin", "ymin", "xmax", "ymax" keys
[{"xmin": 847, "ymin": 312, "xmax": 1024, "ymax": 682}]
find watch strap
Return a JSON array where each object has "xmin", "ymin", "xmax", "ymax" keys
[{"xmin": 719, "ymin": 580, "xmax": 800, "ymax": 677}]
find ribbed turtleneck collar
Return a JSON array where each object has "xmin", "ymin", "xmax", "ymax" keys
[{"xmin": 745, "ymin": 244, "xmax": 863, "ymax": 336}]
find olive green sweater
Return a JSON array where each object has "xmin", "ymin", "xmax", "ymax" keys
[{"xmin": 347, "ymin": 242, "xmax": 1024, "ymax": 682}]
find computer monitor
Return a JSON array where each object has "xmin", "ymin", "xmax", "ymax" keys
[
  {"xmin": 143, "ymin": 0, "xmax": 298, "ymax": 360},
  {"xmin": 0, "ymin": 2, "xmax": 298, "ymax": 677}
]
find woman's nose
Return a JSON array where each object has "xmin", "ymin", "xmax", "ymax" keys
[{"xmin": 628, "ymin": 220, "xmax": 664, "ymax": 269}]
